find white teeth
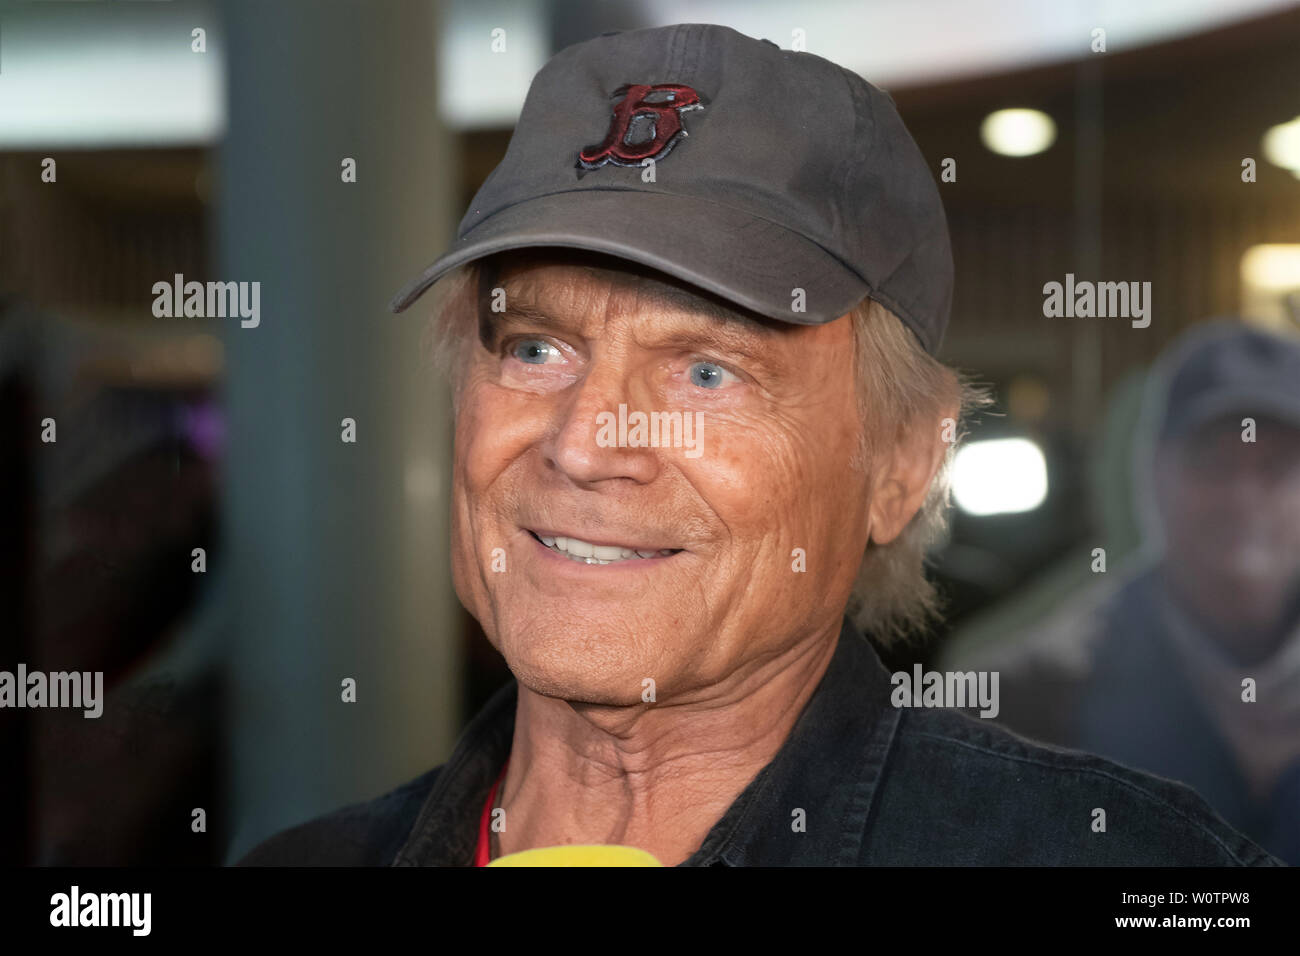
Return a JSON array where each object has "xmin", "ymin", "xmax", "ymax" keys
[
  {"xmin": 566, "ymin": 538, "xmax": 594, "ymax": 558},
  {"xmin": 535, "ymin": 532, "xmax": 677, "ymax": 564}
]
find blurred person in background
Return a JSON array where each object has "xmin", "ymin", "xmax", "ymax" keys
[
  {"xmin": 952, "ymin": 321, "xmax": 1300, "ymax": 864},
  {"xmin": 0, "ymin": 303, "xmax": 225, "ymax": 865}
]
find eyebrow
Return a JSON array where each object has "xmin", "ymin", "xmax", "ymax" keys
[{"xmin": 486, "ymin": 279, "xmax": 783, "ymax": 364}]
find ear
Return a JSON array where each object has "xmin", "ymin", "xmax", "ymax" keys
[{"xmin": 868, "ymin": 405, "xmax": 959, "ymax": 546}]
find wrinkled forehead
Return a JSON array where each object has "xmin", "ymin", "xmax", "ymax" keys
[{"xmin": 479, "ymin": 248, "xmax": 787, "ymax": 335}]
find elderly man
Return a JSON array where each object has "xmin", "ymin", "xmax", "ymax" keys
[{"xmin": 238, "ymin": 24, "xmax": 1278, "ymax": 866}]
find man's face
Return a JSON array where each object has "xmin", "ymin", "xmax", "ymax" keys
[
  {"xmin": 447, "ymin": 251, "xmax": 875, "ymax": 705},
  {"xmin": 1157, "ymin": 414, "xmax": 1300, "ymax": 641}
]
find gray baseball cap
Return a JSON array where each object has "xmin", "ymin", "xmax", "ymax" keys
[
  {"xmin": 1156, "ymin": 320, "xmax": 1300, "ymax": 440},
  {"xmin": 390, "ymin": 23, "xmax": 953, "ymax": 354}
]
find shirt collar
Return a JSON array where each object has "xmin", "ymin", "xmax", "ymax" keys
[
  {"xmin": 393, "ymin": 615, "xmax": 901, "ymax": 867},
  {"xmin": 391, "ymin": 681, "xmax": 516, "ymax": 867}
]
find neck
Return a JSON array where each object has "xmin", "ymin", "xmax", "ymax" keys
[{"xmin": 495, "ymin": 623, "xmax": 840, "ymax": 866}]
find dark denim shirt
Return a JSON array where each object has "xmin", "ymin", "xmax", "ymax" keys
[{"xmin": 237, "ymin": 617, "xmax": 1283, "ymax": 866}]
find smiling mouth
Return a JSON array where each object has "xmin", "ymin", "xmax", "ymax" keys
[{"xmin": 526, "ymin": 530, "xmax": 683, "ymax": 565}]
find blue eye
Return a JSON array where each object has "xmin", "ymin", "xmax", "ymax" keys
[
  {"xmin": 689, "ymin": 361, "xmax": 732, "ymax": 389},
  {"xmin": 511, "ymin": 339, "xmax": 559, "ymax": 365}
]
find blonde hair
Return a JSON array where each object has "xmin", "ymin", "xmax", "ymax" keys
[
  {"xmin": 842, "ymin": 297, "xmax": 990, "ymax": 645},
  {"xmin": 421, "ymin": 262, "xmax": 990, "ymax": 646}
]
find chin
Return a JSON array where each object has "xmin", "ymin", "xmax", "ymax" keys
[{"xmin": 497, "ymin": 623, "xmax": 661, "ymax": 706}]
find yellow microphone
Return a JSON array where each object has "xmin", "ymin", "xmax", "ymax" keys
[{"xmin": 487, "ymin": 845, "xmax": 663, "ymax": 867}]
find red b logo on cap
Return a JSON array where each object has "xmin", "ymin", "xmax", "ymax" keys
[{"xmin": 578, "ymin": 83, "xmax": 703, "ymax": 169}]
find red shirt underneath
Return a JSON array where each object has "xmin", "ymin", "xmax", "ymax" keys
[{"xmin": 474, "ymin": 760, "xmax": 509, "ymax": 866}]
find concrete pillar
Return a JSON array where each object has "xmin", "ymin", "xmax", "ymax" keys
[{"xmin": 217, "ymin": 0, "xmax": 461, "ymax": 861}]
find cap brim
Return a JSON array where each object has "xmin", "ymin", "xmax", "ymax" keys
[
  {"xmin": 1172, "ymin": 388, "xmax": 1300, "ymax": 437},
  {"xmin": 388, "ymin": 189, "xmax": 871, "ymax": 325}
]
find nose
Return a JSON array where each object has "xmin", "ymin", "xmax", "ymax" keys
[{"xmin": 542, "ymin": 354, "xmax": 661, "ymax": 486}]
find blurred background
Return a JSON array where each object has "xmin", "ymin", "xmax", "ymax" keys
[{"xmin": 1, "ymin": 0, "xmax": 1298, "ymax": 865}]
